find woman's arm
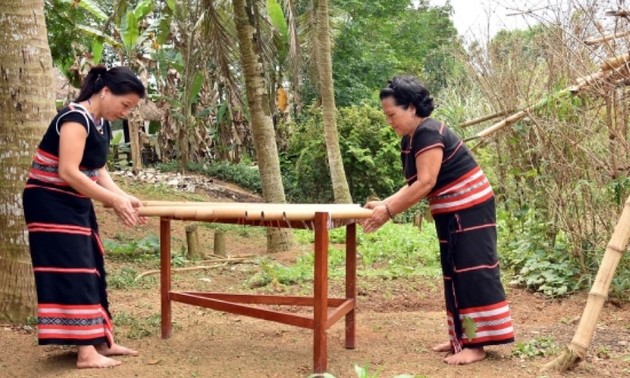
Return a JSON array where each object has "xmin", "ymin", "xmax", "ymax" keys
[
  {"xmin": 96, "ymin": 167, "xmax": 127, "ymax": 196},
  {"xmin": 58, "ymin": 122, "xmax": 140, "ymax": 226},
  {"xmin": 362, "ymin": 147, "xmax": 442, "ymax": 233},
  {"xmin": 97, "ymin": 166, "xmax": 147, "ymax": 224}
]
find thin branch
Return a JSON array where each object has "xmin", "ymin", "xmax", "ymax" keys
[{"xmin": 134, "ymin": 263, "xmax": 228, "ymax": 281}]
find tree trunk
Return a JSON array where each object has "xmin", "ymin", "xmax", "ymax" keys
[
  {"xmin": 129, "ymin": 117, "xmax": 142, "ymax": 174},
  {"xmin": 314, "ymin": 0, "xmax": 352, "ymax": 204},
  {"xmin": 0, "ymin": 0, "xmax": 55, "ymax": 323},
  {"xmin": 232, "ymin": 0, "xmax": 293, "ymax": 252}
]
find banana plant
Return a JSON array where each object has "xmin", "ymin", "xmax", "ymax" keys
[{"xmin": 60, "ymin": 0, "xmax": 170, "ymax": 65}]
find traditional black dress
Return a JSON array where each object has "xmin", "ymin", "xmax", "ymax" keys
[
  {"xmin": 401, "ymin": 118, "xmax": 514, "ymax": 352},
  {"xmin": 23, "ymin": 103, "xmax": 114, "ymax": 346}
]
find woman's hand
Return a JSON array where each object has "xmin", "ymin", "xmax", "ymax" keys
[
  {"xmin": 361, "ymin": 204, "xmax": 390, "ymax": 233},
  {"xmin": 111, "ymin": 194, "xmax": 140, "ymax": 227},
  {"xmin": 363, "ymin": 201, "xmax": 383, "ymax": 210},
  {"xmin": 126, "ymin": 194, "xmax": 147, "ymax": 225}
]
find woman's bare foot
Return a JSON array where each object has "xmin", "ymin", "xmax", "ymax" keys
[
  {"xmin": 443, "ymin": 347, "xmax": 486, "ymax": 365},
  {"xmin": 432, "ymin": 341, "xmax": 452, "ymax": 352},
  {"xmin": 77, "ymin": 345, "xmax": 121, "ymax": 369},
  {"xmin": 96, "ymin": 343, "xmax": 139, "ymax": 356}
]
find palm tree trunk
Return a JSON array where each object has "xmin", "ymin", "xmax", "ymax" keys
[
  {"xmin": 314, "ymin": 0, "xmax": 352, "ymax": 204},
  {"xmin": 232, "ymin": 0, "xmax": 293, "ymax": 252},
  {"xmin": 0, "ymin": 0, "xmax": 56, "ymax": 322}
]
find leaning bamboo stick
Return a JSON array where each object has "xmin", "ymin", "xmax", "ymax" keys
[
  {"xmin": 465, "ymin": 109, "xmax": 530, "ymax": 142},
  {"xmin": 459, "ymin": 110, "xmax": 514, "ymax": 128},
  {"xmin": 543, "ymin": 195, "xmax": 630, "ymax": 372},
  {"xmin": 571, "ymin": 70, "xmax": 615, "ymax": 93},
  {"xmin": 468, "ymin": 65, "xmax": 619, "ymax": 143},
  {"xmin": 584, "ymin": 31, "xmax": 630, "ymax": 46}
]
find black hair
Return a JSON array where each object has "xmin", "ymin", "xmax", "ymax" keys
[
  {"xmin": 75, "ymin": 65, "xmax": 146, "ymax": 102},
  {"xmin": 379, "ymin": 75, "xmax": 434, "ymax": 117}
]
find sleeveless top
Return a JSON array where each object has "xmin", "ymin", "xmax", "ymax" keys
[{"xmin": 27, "ymin": 103, "xmax": 111, "ymax": 188}]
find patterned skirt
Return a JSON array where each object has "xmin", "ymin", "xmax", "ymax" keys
[
  {"xmin": 433, "ymin": 197, "xmax": 514, "ymax": 351},
  {"xmin": 22, "ymin": 181, "xmax": 113, "ymax": 346}
]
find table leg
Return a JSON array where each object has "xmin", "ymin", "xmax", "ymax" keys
[
  {"xmin": 160, "ymin": 217, "xmax": 172, "ymax": 339},
  {"xmin": 345, "ymin": 222, "xmax": 357, "ymax": 349},
  {"xmin": 313, "ymin": 212, "xmax": 329, "ymax": 373}
]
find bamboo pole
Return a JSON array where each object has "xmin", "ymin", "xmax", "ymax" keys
[
  {"xmin": 468, "ymin": 65, "xmax": 621, "ymax": 144},
  {"xmin": 601, "ymin": 53, "xmax": 630, "ymax": 71},
  {"xmin": 459, "ymin": 110, "xmax": 514, "ymax": 128},
  {"xmin": 571, "ymin": 70, "xmax": 615, "ymax": 93},
  {"xmin": 543, "ymin": 195, "xmax": 630, "ymax": 372},
  {"xmin": 138, "ymin": 203, "xmax": 372, "ymax": 221},
  {"xmin": 585, "ymin": 31, "xmax": 630, "ymax": 46}
]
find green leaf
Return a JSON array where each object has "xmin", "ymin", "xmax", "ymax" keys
[
  {"xmin": 112, "ymin": 131, "xmax": 123, "ymax": 145},
  {"xmin": 190, "ymin": 72, "xmax": 205, "ymax": 104},
  {"xmin": 353, "ymin": 364, "xmax": 368, "ymax": 378},
  {"xmin": 462, "ymin": 316, "xmax": 477, "ymax": 340},
  {"xmin": 165, "ymin": 0, "xmax": 176, "ymax": 13},
  {"xmin": 67, "ymin": 0, "xmax": 108, "ymax": 21},
  {"xmin": 134, "ymin": 0, "xmax": 154, "ymax": 20},
  {"xmin": 156, "ymin": 14, "xmax": 173, "ymax": 45},
  {"xmin": 75, "ymin": 24, "xmax": 120, "ymax": 47},
  {"xmin": 266, "ymin": 0, "xmax": 289, "ymax": 42},
  {"xmin": 91, "ymin": 38, "xmax": 104, "ymax": 64},
  {"xmin": 216, "ymin": 102, "xmax": 229, "ymax": 124},
  {"xmin": 120, "ymin": 8, "xmax": 139, "ymax": 51}
]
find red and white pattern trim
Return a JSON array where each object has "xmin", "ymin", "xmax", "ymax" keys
[
  {"xmin": 447, "ymin": 301, "xmax": 514, "ymax": 347},
  {"xmin": 428, "ymin": 167, "xmax": 494, "ymax": 215},
  {"xmin": 37, "ymin": 303, "xmax": 113, "ymax": 342},
  {"xmin": 27, "ymin": 222, "xmax": 92, "ymax": 236}
]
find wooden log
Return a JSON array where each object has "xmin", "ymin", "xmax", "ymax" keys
[
  {"xmin": 543, "ymin": 196, "xmax": 630, "ymax": 372},
  {"xmin": 185, "ymin": 224, "xmax": 202, "ymax": 260},
  {"xmin": 413, "ymin": 214, "xmax": 423, "ymax": 231},
  {"xmin": 129, "ymin": 119, "xmax": 142, "ymax": 174},
  {"xmin": 214, "ymin": 231, "xmax": 226, "ymax": 257}
]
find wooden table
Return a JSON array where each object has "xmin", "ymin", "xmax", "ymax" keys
[{"xmin": 139, "ymin": 202, "xmax": 372, "ymax": 374}]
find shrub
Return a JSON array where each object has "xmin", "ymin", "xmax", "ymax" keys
[{"xmin": 282, "ymin": 104, "xmax": 401, "ymax": 204}]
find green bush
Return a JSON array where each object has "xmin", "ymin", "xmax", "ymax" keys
[
  {"xmin": 282, "ymin": 104, "xmax": 401, "ymax": 204},
  {"xmin": 497, "ymin": 209, "xmax": 586, "ymax": 297}
]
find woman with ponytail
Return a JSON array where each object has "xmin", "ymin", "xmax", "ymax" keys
[
  {"xmin": 23, "ymin": 65, "xmax": 146, "ymax": 368},
  {"xmin": 361, "ymin": 76, "xmax": 514, "ymax": 365}
]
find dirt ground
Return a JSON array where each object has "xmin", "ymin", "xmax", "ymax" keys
[{"xmin": 1, "ymin": 176, "xmax": 628, "ymax": 378}]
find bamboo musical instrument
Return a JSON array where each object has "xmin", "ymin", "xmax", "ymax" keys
[{"xmin": 138, "ymin": 201, "xmax": 373, "ymax": 221}]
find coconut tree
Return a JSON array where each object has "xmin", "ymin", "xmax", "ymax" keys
[
  {"xmin": 313, "ymin": 0, "xmax": 351, "ymax": 203},
  {"xmin": 0, "ymin": 0, "xmax": 56, "ymax": 322},
  {"xmin": 232, "ymin": 0, "xmax": 293, "ymax": 252}
]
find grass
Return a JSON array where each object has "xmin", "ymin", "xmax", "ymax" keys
[
  {"xmin": 108, "ymin": 266, "xmax": 157, "ymax": 290},
  {"xmin": 114, "ymin": 311, "xmax": 161, "ymax": 339},
  {"xmin": 247, "ymin": 221, "xmax": 441, "ymax": 288}
]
